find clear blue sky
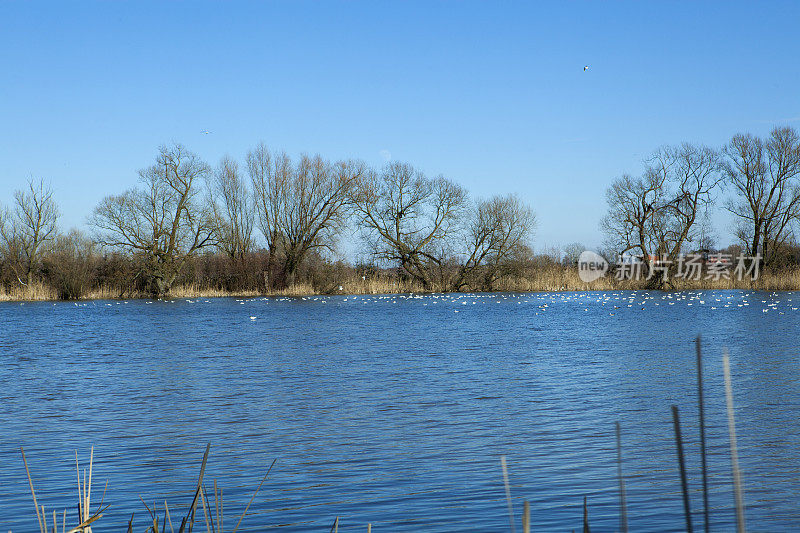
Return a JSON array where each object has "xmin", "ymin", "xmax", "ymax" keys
[{"xmin": 1, "ymin": 1, "xmax": 798, "ymax": 253}]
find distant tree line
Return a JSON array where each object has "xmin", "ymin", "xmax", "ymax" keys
[
  {"xmin": 3, "ymin": 126, "xmax": 800, "ymax": 299},
  {"xmin": 0, "ymin": 143, "xmax": 535, "ymax": 298},
  {"xmin": 600, "ymin": 125, "xmax": 800, "ymax": 287}
]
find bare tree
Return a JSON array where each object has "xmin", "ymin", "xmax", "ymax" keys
[
  {"xmin": 350, "ymin": 162, "xmax": 468, "ymax": 289},
  {"xmin": 562, "ymin": 242, "xmax": 587, "ymax": 267},
  {"xmin": 249, "ymin": 143, "xmax": 363, "ymax": 287},
  {"xmin": 453, "ymin": 194, "xmax": 536, "ymax": 290},
  {"xmin": 90, "ymin": 143, "xmax": 218, "ymax": 296},
  {"xmin": 248, "ymin": 143, "xmax": 287, "ymax": 283},
  {"xmin": 0, "ymin": 177, "xmax": 60, "ymax": 287},
  {"xmin": 602, "ymin": 143, "xmax": 723, "ymax": 286},
  {"xmin": 602, "ymin": 170, "xmax": 666, "ymax": 276},
  {"xmin": 210, "ymin": 156, "xmax": 254, "ymax": 259},
  {"xmin": 723, "ymin": 126, "xmax": 800, "ymax": 267}
]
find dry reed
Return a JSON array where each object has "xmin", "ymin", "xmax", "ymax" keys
[
  {"xmin": 6, "ymin": 264, "xmax": 800, "ymax": 301},
  {"xmin": 19, "ymin": 443, "xmax": 277, "ymax": 533},
  {"xmin": 21, "ymin": 446, "xmax": 106, "ymax": 533},
  {"xmin": 723, "ymin": 349, "xmax": 747, "ymax": 533}
]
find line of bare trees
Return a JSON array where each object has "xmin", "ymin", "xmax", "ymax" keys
[
  {"xmin": 1, "ymin": 143, "xmax": 536, "ymax": 298},
  {"xmin": 4, "ymin": 126, "xmax": 798, "ymax": 299},
  {"xmin": 602, "ymin": 126, "xmax": 800, "ymax": 287}
]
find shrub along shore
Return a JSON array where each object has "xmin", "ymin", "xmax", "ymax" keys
[{"xmin": 3, "ymin": 256, "xmax": 800, "ymax": 302}]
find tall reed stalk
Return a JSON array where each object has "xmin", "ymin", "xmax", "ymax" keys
[
  {"xmin": 723, "ymin": 349, "xmax": 747, "ymax": 533},
  {"xmin": 671, "ymin": 405, "xmax": 693, "ymax": 533},
  {"xmin": 615, "ymin": 421, "xmax": 628, "ymax": 533},
  {"xmin": 696, "ymin": 337, "xmax": 710, "ymax": 533},
  {"xmin": 21, "ymin": 446, "xmax": 107, "ymax": 533}
]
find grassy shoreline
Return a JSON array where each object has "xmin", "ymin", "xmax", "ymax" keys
[{"xmin": 3, "ymin": 267, "xmax": 800, "ymax": 302}]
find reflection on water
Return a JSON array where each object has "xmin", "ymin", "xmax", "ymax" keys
[{"xmin": 1, "ymin": 290, "xmax": 800, "ymax": 531}]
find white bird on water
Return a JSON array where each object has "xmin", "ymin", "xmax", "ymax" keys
[{"xmin": 249, "ymin": 316, "xmax": 256, "ymax": 320}]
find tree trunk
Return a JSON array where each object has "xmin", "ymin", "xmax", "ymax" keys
[
  {"xmin": 265, "ymin": 231, "xmax": 278, "ymax": 290},
  {"xmin": 751, "ymin": 221, "xmax": 761, "ymax": 258}
]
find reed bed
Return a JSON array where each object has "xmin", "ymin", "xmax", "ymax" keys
[
  {"xmin": 6, "ymin": 265, "xmax": 800, "ymax": 301},
  {"xmin": 165, "ymin": 275, "xmax": 421, "ymax": 298},
  {"xmin": 165, "ymin": 284, "xmax": 263, "ymax": 299},
  {"xmin": 19, "ymin": 444, "xmax": 279, "ymax": 533},
  {"xmin": 0, "ymin": 281, "xmax": 58, "ymax": 301},
  {"xmin": 21, "ymin": 446, "xmax": 106, "ymax": 533}
]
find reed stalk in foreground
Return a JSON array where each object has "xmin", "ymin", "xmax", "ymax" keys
[
  {"xmin": 723, "ymin": 349, "xmax": 747, "ymax": 533},
  {"xmin": 582, "ymin": 495, "xmax": 590, "ymax": 533},
  {"xmin": 696, "ymin": 336, "xmax": 710, "ymax": 533},
  {"xmin": 615, "ymin": 421, "xmax": 628, "ymax": 533},
  {"xmin": 671, "ymin": 405, "xmax": 694, "ymax": 533},
  {"xmin": 522, "ymin": 500, "xmax": 530, "ymax": 533},
  {"xmin": 500, "ymin": 455, "xmax": 516, "ymax": 533}
]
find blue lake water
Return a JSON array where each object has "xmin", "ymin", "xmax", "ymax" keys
[{"xmin": 1, "ymin": 290, "xmax": 800, "ymax": 531}]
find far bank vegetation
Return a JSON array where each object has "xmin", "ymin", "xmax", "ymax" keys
[{"xmin": 3, "ymin": 126, "xmax": 800, "ymax": 300}]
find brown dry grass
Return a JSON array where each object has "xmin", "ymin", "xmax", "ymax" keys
[
  {"xmin": 665, "ymin": 269, "xmax": 800, "ymax": 291},
  {"xmin": 166, "ymin": 284, "xmax": 262, "ymax": 299},
  {"xmin": 0, "ymin": 281, "xmax": 57, "ymax": 301},
  {"xmin": 494, "ymin": 266, "xmax": 642, "ymax": 292},
  {"xmin": 4, "ymin": 267, "xmax": 800, "ymax": 302},
  {"xmin": 326, "ymin": 274, "xmax": 422, "ymax": 295}
]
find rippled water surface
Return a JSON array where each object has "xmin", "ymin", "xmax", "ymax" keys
[{"xmin": 2, "ymin": 290, "xmax": 800, "ymax": 531}]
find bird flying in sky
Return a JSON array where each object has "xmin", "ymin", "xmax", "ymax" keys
[
  {"xmin": 583, "ymin": 65, "xmax": 589, "ymax": 71},
  {"xmin": 201, "ymin": 130, "xmax": 211, "ymax": 134}
]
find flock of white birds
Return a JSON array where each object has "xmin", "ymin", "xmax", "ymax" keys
[{"xmin": 36, "ymin": 290, "xmax": 799, "ymax": 320}]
